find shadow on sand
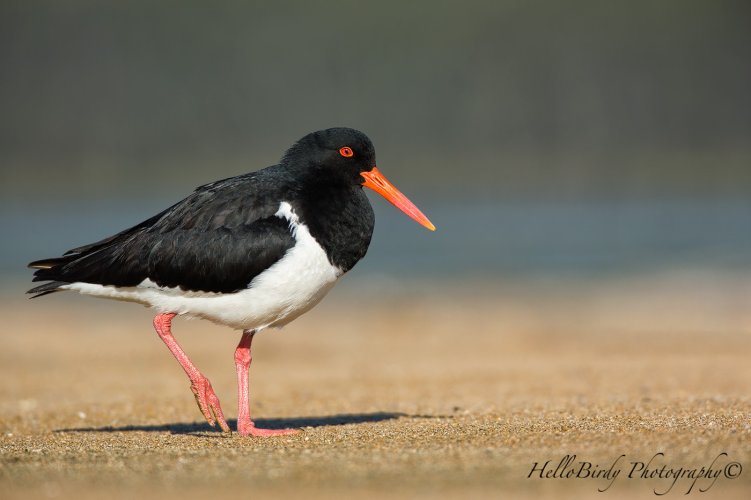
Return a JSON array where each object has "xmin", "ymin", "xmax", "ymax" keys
[{"xmin": 54, "ymin": 412, "xmax": 411, "ymax": 435}]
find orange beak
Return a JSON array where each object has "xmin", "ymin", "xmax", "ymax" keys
[{"xmin": 361, "ymin": 167, "xmax": 436, "ymax": 231}]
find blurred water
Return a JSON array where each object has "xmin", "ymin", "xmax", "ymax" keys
[
  {"xmin": 3, "ymin": 198, "xmax": 751, "ymax": 285},
  {"xmin": 363, "ymin": 197, "xmax": 751, "ymax": 278}
]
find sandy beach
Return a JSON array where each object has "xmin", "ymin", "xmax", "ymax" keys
[{"xmin": 1, "ymin": 272, "xmax": 750, "ymax": 499}]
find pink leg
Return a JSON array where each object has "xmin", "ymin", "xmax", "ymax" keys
[
  {"xmin": 153, "ymin": 313, "xmax": 230, "ymax": 433},
  {"xmin": 235, "ymin": 330, "xmax": 299, "ymax": 437}
]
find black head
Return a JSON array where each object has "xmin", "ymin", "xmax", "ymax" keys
[
  {"xmin": 281, "ymin": 127, "xmax": 376, "ymax": 185},
  {"xmin": 282, "ymin": 127, "xmax": 435, "ymax": 231}
]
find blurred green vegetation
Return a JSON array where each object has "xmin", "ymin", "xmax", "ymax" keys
[{"xmin": 1, "ymin": 0, "xmax": 749, "ymax": 200}]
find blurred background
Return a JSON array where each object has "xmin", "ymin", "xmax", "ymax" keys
[{"xmin": 1, "ymin": 0, "xmax": 750, "ymax": 288}]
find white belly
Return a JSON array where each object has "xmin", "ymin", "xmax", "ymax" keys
[{"xmin": 62, "ymin": 202, "xmax": 343, "ymax": 331}]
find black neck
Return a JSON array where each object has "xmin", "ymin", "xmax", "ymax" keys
[{"xmin": 295, "ymin": 175, "xmax": 375, "ymax": 272}]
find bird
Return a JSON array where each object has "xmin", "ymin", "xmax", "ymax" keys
[{"xmin": 27, "ymin": 127, "xmax": 435, "ymax": 437}]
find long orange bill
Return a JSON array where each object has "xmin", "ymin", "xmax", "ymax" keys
[{"xmin": 361, "ymin": 167, "xmax": 436, "ymax": 231}]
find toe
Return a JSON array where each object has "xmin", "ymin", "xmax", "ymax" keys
[
  {"xmin": 191, "ymin": 385, "xmax": 215, "ymax": 425},
  {"xmin": 248, "ymin": 427, "xmax": 301, "ymax": 437}
]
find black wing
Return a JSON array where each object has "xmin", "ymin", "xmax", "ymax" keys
[{"xmin": 28, "ymin": 168, "xmax": 297, "ymax": 296}]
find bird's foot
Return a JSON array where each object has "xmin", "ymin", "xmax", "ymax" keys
[
  {"xmin": 190, "ymin": 376, "xmax": 230, "ymax": 433},
  {"xmin": 237, "ymin": 419, "xmax": 300, "ymax": 437}
]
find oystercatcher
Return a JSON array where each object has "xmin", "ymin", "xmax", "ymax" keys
[{"xmin": 28, "ymin": 127, "xmax": 434, "ymax": 437}]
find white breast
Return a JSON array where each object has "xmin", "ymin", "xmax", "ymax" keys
[{"xmin": 63, "ymin": 202, "xmax": 343, "ymax": 331}]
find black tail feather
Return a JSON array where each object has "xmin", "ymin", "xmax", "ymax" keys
[
  {"xmin": 27, "ymin": 281, "xmax": 69, "ymax": 298},
  {"xmin": 28, "ymin": 255, "xmax": 79, "ymax": 270}
]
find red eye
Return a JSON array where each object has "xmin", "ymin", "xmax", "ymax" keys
[{"xmin": 339, "ymin": 146, "xmax": 354, "ymax": 158}]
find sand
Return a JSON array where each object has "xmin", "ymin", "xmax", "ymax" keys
[{"xmin": 1, "ymin": 272, "xmax": 750, "ymax": 499}]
